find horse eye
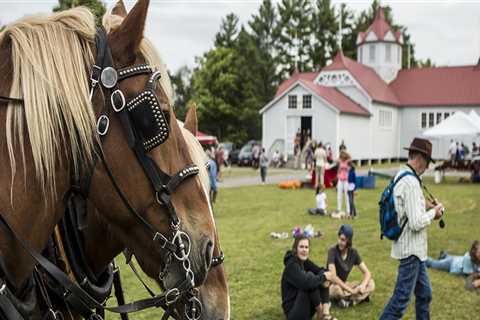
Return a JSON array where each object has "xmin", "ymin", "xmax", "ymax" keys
[{"xmin": 205, "ymin": 162, "xmax": 210, "ymax": 170}]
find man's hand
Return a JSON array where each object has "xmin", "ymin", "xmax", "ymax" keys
[
  {"xmin": 426, "ymin": 199, "xmax": 437, "ymax": 210},
  {"xmin": 433, "ymin": 203, "xmax": 444, "ymax": 220},
  {"xmin": 324, "ymin": 271, "xmax": 333, "ymax": 282}
]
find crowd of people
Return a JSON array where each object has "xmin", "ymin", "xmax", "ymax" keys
[
  {"xmin": 281, "ymin": 138, "xmax": 480, "ymax": 320},
  {"xmin": 448, "ymin": 139, "xmax": 480, "ymax": 165}
]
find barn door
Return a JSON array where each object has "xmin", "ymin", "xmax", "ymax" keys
[{"xmin": 286, "ymin": 116, "xmax": 300, "ymax": 155}]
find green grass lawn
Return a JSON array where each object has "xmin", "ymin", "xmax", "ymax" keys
[
  {"xmin": 220, "ymin": 166, "xmax": 302, "ymax": 179},
  {"xmin": 111, "ymin": 177, "xmax": 479, "ymax": 319}
]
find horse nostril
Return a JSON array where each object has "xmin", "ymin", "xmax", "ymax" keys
[{"xmin": 205, "ymin": 240, "xmax": 214, "ymax": 267}]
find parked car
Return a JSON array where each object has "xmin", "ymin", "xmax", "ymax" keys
[{"xmin": 238, "ymin": 140, "xmax": 260, "ymax": 166}]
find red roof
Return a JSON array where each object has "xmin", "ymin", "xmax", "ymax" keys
[
  {"xmin": 271, "ymin": 71, "xmax": 370, "ymax": 116},
  {"xmin": 390, "ymin": 65, "xmax": 480, "ymax": 106},
  {"xmin": 358, "ymin": 8, "xmax": 401, "ymax": 45},
  {"xmin": 275, "ymin": 70, "xmax": 317, "ymax": 97},
  {"xmin": 270, "ymin": 55, "xmax": 480, "ymax": 113},
  {"xmin": 300, "ymin": 80, "xmax": 370, "ymax": 116},
  {"xmin": 323, "ymin": 52, "xmax": 400, "ymax": 105}
]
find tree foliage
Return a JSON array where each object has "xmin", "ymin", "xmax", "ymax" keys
[
  {"xmin": 214, "ymin": 13, "xmax": 239, "ymax": 48},
  {"xmin": 54, "ymin": 0, "xmax": 106, "ymax": 26}
]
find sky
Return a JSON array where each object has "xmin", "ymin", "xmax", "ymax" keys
[{"xmin": 0, "ymin": 0, "xmax": 479, "ymax": 73}]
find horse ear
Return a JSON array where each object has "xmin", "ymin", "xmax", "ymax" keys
[
  {"xmin": 112, "ymin": 0, "xmax": 128, "ymax": 17},
  {"xmin": 184, "ymin": 103, "xmax": 198, "ymax": 136},
  {"xmin": 109, "ymin": 0, "xmax": 149, "ymax": 65}
]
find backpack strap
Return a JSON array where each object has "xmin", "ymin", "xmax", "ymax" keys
[{"xmin": 391, "ymin": 170, "xmax": 419, "ymax": 240}]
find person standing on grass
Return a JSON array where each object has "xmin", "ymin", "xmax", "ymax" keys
[
  {"xmin": 259, "ymin": 148, "xmax": 269, "ymax": 185},
  {"xmin": 347, "ymin": 163, "xmax": 357, "ymax": 219},
  {"xmin": 281, "ymin": 236, "xmax": 337, "ymax": 320},
  {"xmin": 207, "ymin": 155, "xmax": 218, "ymax": 204},
  {"xmin": 336, "ymin": 151, "xmax": 351, "ymax": 215},
  {"xmin": 314, "ymin": 142, "xmax": 327, "ymax": 189},
  {"xmin": 327, "ymin": 225, "xmax": 375, "ymax": 308},
  {"xmin": 380, "ymin": 138, "xmax": 444, "ymax": 320}
]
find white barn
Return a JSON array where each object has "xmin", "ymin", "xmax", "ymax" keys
[{"xmin": 260, "ymin": 8, "xmax": 480, "ymax": 163}]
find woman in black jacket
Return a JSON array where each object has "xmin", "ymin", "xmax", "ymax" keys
[{"xmin": 281, "ymin": 236, "xmax": 336, "ymax": 320}]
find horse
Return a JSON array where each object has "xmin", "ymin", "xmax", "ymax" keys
[
  {"xmin": 48, "ymin": 107, "xmax": 230, "ymax": 320},
  {"xmin": 0, "ymin": 0, "xmax": 218, "ymax": 318}
]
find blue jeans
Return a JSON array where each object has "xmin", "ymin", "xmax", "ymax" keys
[
  {"xmin": 380, "ymin": 255, "xmax": 432, "ymax": 320},
  {"xmin": 426, "ymin": 256, "xmax": 453, "ymax": 272}
]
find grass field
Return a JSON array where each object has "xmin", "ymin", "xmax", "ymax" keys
[{"xmin": 111, "ymin": 176, "xmax": 480, "ymax": 319}]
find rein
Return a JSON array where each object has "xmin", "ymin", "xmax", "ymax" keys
[{"xmin": 0, "ymin": 26, "xmax": 224, "ymax": 320}]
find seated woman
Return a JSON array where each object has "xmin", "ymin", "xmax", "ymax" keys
[
  {"xmin": 426, "ymin": 240, "xmax": 480, "ymax": 276},
  {"xmin": 281, "ymin": 236, "xmax": 336, "ymax": 320},
  {"xmin": 327, "ymin": 225, "xmax": 375, "ymax": 307}
]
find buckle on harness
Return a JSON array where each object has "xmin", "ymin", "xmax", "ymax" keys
[
  {"xmin": 165, "ymin": 288, "xmax": 180, "ymax": 306},
  {"xmin": 0, "ymin": 283, "xmax": 6, "ymax": 295}
]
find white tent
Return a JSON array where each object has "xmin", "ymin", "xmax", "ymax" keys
[
  {"xmin": 423, "ymin": 111, "xmax": 480, "ymax": 137},
  {"xmin": 469, "ymin": 110, "xmax": 480, "ymax": 128}
]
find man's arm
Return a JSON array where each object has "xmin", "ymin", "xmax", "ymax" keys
[
  {"xmin": 328, "ymin": 263, "xmax": 354, "ymax": 293},
  {"xmin": 401, "ymin": 179, "xmax": 436, "ymax": 231},
  {"xmin": 357, "ymin": 262, "xmax": 372, "ymax": 292}
]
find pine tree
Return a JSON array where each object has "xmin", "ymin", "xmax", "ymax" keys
[
  {"xmin": 169, "ymin": 65, "xmax": 193, "ymax": 120},
  {"xmin": 214, "ymin": 13, "xmax": 240, "ymax": 48},
  {"xmin": 310, "ymin": 0, "xmax": 338, "ymax": 69},
  {"xmin": 335, "ymin": 3, "xmax": 356, "ymax": 60},
  {"xmin": 54, "ymin": 0, "xmax": 106, "ymax": 26},
  {"xmin": 248, "ymin": 0, "xmax": 279, "ymax": 103},
  {"xmin": 276, "ymin": 0, "xmax": 314, "ymax": 79}
]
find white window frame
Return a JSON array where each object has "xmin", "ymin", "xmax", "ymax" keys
[
  {"xmin": 421, "ymin": 112, "xmax": 427, "ymax": 129},
  {"xmin": 302, "ymin": 94, "xmax": 312, "ymax": 109},
  {"xmin": 386, "ymin": 44, "xmax": 391, "ymax": 62},
  {"xmin": 379, "ymin": 109, "xmax": 393, "ymax": 129},
  {"xmin": 288, "ymin": 95, "xmax": 297, "ymax": 109},
  {"xmin": 428, "ymin": 112, "xmax": 435, "ymax": 128},
  {"xmin": 436, "ymin": 112, "xmax": 442, "ymax": 124},
  {"xmin": 369, "ymin": 45, "xmax": 376, "ymax": 62}
]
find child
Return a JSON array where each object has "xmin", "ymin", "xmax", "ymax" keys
[
  {"xmin": 308, "ymin": 186, "xmax": 327, "ymax": 216},
  {"xmin": 348, "ymin": 163, "xmax": 357, "ymax": 219}
]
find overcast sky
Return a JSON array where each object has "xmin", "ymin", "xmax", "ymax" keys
[{"xmin": 1, "ymin": 1, "xmax": 479, "ymax": 73}]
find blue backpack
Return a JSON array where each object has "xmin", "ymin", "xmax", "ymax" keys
[{"xmin": 379, "ymin": 171, "xmax": 415, "ymax": 241}]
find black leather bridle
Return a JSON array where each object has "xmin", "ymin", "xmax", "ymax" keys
[{"xmin": 0, "ymin": 27, "xmax": 224, "ymax": 320}]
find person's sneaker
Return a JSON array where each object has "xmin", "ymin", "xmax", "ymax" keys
[
  {"xmin": 338, "ymin": 299, "xmax": 351, "ymax": 308},
  {"xmin": 438, "ymin": 250, "xmax": 448, "ymax": 260}
]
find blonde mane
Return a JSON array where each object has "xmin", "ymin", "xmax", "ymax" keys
[{"xmin": 1, "ymin": 7, "xmax": 97, "ymax": 199}]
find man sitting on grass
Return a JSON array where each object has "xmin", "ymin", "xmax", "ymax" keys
[{"xmin": 327, "ymin": 225, "xmax": 375, "ymax": 307}]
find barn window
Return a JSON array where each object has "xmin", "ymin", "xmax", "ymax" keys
[
  {"xmin": 444, "ymin": 112, "xmax": 450, "ymax": 119},
  {"xmin": 302, "ymin": 95, "xmax": 312, "ymax": 109},
  {"xmin": 369, "ymin": 45, "xmax": 376, "ymax": 62},
  {"xmin": 379, "ymin": 109, "xmax": 393, "ymax": 128},
  {"xmin": 421, "ymin": 113, "xmax": 427, "ymax": 128},
  {"xmin": 288, "ymin": 95, "xmax": 297, "ymax": 109},
  {"xmin": 428, "ymin": 113, "xmax": 434, "ymax": 127},
  {"xmin": 386, "ymin": 44, "xmax": 391, "ymax": 62},
  {"xmin": 436, "ymin": 112, "xmax": 442, "ymax": 124}
]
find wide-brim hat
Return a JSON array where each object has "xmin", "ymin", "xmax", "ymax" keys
[{"xmin": 404, "ymin": 137, "xmax": 435, "ymax": 163}]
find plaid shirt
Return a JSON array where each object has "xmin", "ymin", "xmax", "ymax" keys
[{"xmin": 391, "ymin": 166, "xmax": 436, "ymax": 261}]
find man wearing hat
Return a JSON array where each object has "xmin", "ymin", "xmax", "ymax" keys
[
  {"xmin": 380, "ymin": 138, "xmax": 444, "ymax": 319},
  {"xmin": 327, "ymin": 224, "xmax": 375, "ymax": 308}
]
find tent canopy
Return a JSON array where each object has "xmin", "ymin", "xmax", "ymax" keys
[
  {"xmin": 423, "ymin": 111, "xmax": 480, "ymax": 137},
  {"xmin": 177, "ymin": 120, "xmax": 218, "ymax": 145},
  {"xmin": 469, "ymin": 110, "xmax": 480, "ymax": 128}
]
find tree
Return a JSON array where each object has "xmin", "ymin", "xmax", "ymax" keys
[
  {"xmin": 190, "ymin": 28, "xmax": 266, "ymax": 144},
  {"xmin": 416, "ymin": 58, "xmax": 435, "ymax": 68},
  {"xmin": 334, "ymin": 3, "xmax": 356, "ymax": 60},
  {"xmin": 309, "ymin": 0, "xmax": 338, "ymax": 69},
  {"xmin": 169, "ymin": 65, "xmax": 193, "ymax": 120},
  {"xmin": 275, "ymin": 0, "xmax": 314, "ymax": 79},
  {"xmin": 54, "ymin": 0, "xmax": 106, "ymax": 26},
  {"xmin": 214, "ymin": 13, "xmax": 240, "ymax": 48},
  {"xmin": 248, "ymin": 0, "xmax": 279, "ymax": 102}
]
